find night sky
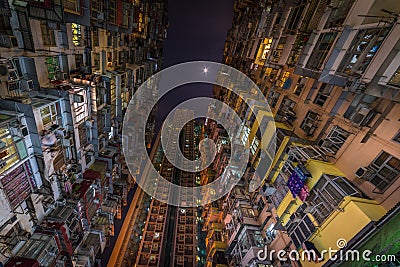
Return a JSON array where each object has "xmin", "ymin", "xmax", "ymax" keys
[{"xmin": 155, "ymin": 0, "xmax": 235, "ymax": 127}]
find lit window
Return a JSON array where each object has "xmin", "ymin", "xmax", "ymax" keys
[
  {"xmin": 266, "ymin": 223, "xmax": 276, "ymax": 240},
  {"xmin": 255, "ymin": 38, "xmax": 273, "ymax": 65},
  {"xmin": 250, "ymin": 137, "xmax": 260, "ymax": 155},
  {"xmin": 241, "ymin": 126, "xmax": 250, "ymax": 146},
  {"xmin": 41, "ymin": 22, "xmax": 55, "ymax": 47},
  {"xmin": 40, "ymin": 104, "xmax": 58, "ymax": 128},
  {"xmin": 389, "ymin": 66, "xmax": 400, "ymax": 87},
  {"xmin": 338, "ymin": 27, "xmax": 388, "ymax": 75},
  {"xmin": 46, "ymin": 57, "xmax": 60, "ymax": 81},
  {"xmin": 71, "ymin": 23, "xmax": 82, "ymax": 46},
  {"xmin": 277, "ymin": 71, "xmax": 290, "ymax": 88}
]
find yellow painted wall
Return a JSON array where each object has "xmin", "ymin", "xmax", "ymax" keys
[{"xmin": 300, "ymin": 197, "xmax": 386, "ymax": 267}]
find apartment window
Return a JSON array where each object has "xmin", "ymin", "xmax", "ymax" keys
[
  {"xmin": 308, "ymin": 175, "xmax": 361, "ymax": 224},
  {"xmin": 92, "ymin": 27, "xmax": 99, "ymax": 47},
  {"xmin": 271, "ymin": 38, "xmax": 286, "ymax": 63},
  {"xmin": 313, "ymin": 83, "xmax": 333, "ymax": 107},
  {"xmin": 85, "ymin": 154, "xmax": 92, "ymax": 165},
  {"xmin": 367, "ymin": 152, "xmax": 400, "ymax": 192},
  {"xmin": 64, "ymin": 0, "xmax": 80, "ymax": 14},
  {"xmin": 0, "ymin": 12, "xmax": 13, "ymax": 36},
  {"xmin": 270, "ymin": 175, "xmax": 289, "ymax": 208},
  {"xmin": 240, "ymin": 207, "xmax": 255, "ymax": 218},
  {"xmin": 300, "ymin": 110, "xmax": 320, "ymax": 136},
  {"xmin": 40, "ymin": 104, "xmax": 58, "ymax": 128},
  {"xmin": 325, "ymin": 0, "xmax": 355, "ymax": 28},
  {"xmin": 75, "ymin": 54, "xmax": 83, "ymax": 68},
  {"xmin": 277, "ymin": 96, "xmax": 296, "ymax": 121},
  {"xmin": 108, "ymin": 0, "xmax": 116, "ymax": 24},
  {"xmin": 118, "ymin": 51, "xmax": 126, "ymax": 65},
  {"xmin": 338, "ymin": 28, "xmax": 388, "ymax": 75},
  {"xmin": 389, "ymin": 66, "xmax": 400, "ymax": 87},
  {"xmin": 344, "ymin": 94, "xmax": 376, "ymax": 126},
  {"xmin": 294, "ymin": 77, "xmax": 306, "ymax": 96},
  {"xmin": 289, "ymin": 214, "xmax": 316, "ymax": 249},
  {"xmin": 277, "ymin": 71, "xmax": 290, "ymax": 88},
  {"xmin": 241, "ymin": 126, "xmax": 250, "ymax": 146},
  {"xmin": 320, "ymin": 126, "xmax": 349, "ymax": 154},
  {"xmin": 78, "ymin": 123, "xmax": 88, "ymax": 148},
  {"xmin": 267, "ymin": 91, "xmax": 281, "ymax": 108},
  {"xmin": 46, "ymin": 57, "xmax": 60, "ymax": 81},
  {"xmin": 306, "ymin": 32, "xmax": 337, "ymax": 70},
  {"xmin": 178, "ymin": 234, "xmax": 184, "ymax": 242},
  {"xmin": 71, "ymin": 23, "xmax": 82, "ymax": 46},
  {"xmin": 93, "ymin": 53, "xmax": 100, "ymax": 70},
  {"xmin": 393, "ymin": 132, "xmax": 400, "ymax": 143},
  {"xmin": 250, "ymin": 137, "xmax": 259, "ymax": 155},
  {"xmin": 256, "ymin": 198, "xmax": 265, "ymax": 214},
  {"xmin": 266, "ymin": 223, "xmax": 276, "ymax": 241},
  {"xmin": 41, "ymin": 22, "xmax": 56, "ymax": 47},
  {"xmin": 122, "ymin": 3, "xmax": 129, "ymax": 27}
]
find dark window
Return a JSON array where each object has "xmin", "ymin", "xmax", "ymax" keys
[
  {"xmin": 368, "ymin": 151, "xmax": 400, "ymax": 192},
  {"xmin": 320, "ymin": 126, "xmax": 349, "ymax": 154},
  {"xmin": 268, "ymin": 91, "xmax": 281, "ymax": 108},
  {"xmin": 393, "ymin": 132, "xmax": 400, "ymax": 143},
  {"xmin": 300, "ymin": 110, "xmax": 320, "ymax": 136},
  {"xmin": 306, "ymin": 32, "xmax": 337, "ymax": 70},
  {"xmin": 313, "ymin": 83, "xmax": 333, "ymax": 107},
  {"xmin": 325, "ymin": 0, "xmax": 355, "ymax": 28},
  {"xmin": 294, "ymin": 77, "xmax": 306, "ymax": 96},
  {"xmin": 289, "ymin": 214, "xmax": 316, "ymax": 249},
  {"xmin": 75, "ymin": 54, "xmax": 83, "ymax": 68}
]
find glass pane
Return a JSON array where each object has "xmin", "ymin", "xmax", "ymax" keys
[{"xmin": 16, "ymin": 140, "xmax": 27, "ymax": 159}]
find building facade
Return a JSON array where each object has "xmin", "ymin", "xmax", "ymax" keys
[
  {"xmin": 0, "ymin": 0, "xmax": 167, "ymax": 265},
  {"xmin": 206, "ymin": 0, "xmax": 400, "ymax": 266}
]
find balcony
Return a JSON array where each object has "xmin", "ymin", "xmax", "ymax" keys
[
  {"xmin": 299, "ymin": 197, "xmax": 386, "ymax": 267},
  {"xmin": 28, "ymin": 0, "xmax": 64, "ymax": 22},
  {"xmin": 225, "ymin": 214, "xmax": 260, "ymax": 252}
]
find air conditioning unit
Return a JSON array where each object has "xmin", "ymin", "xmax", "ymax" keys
[
  {"xmin": 7, "ymin": 80, "xmax": 20, "ymax": 91},
  {"xmin": 351, "ymin": 107, "xmax": 370, "ymax": 125},
  {"xmin": 21, "ymin": 79, "xmax": 34, "ymax": 91},
  {"xmin": 354, "ymin": 167, "xmax": 371, "ymax": 179},
  {"xmin": 97, "ymin": 12, "xmax": 105, "ymax": 21},
  {"xmin": 1, "ymin": 36, "xmax": 18, "ymax": 48}
]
